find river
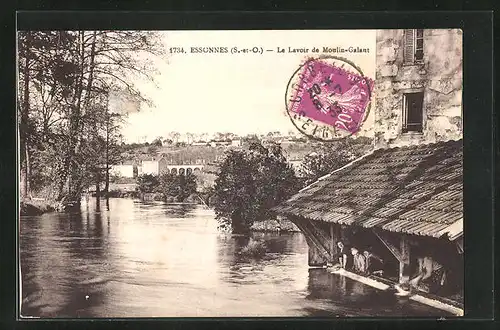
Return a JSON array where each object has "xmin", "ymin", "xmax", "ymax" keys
[{"xmin": 20, "ymin": 198, "xmax": 448, "ymax": 317}]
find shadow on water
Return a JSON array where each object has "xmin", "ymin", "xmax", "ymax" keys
[{"xmin": 21, "ymin": 202, "xmax": 110, "ymax": 317}]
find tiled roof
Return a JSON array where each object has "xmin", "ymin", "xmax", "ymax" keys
[{"xmin": 275, "ymin": 140, "xmax": 463, "ymax": 240}]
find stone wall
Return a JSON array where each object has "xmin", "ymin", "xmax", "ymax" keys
[{"xmin": 374, "ymin": 29, "xmax": 463, "ymax": 148}]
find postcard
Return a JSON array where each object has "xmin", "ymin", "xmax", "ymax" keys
[{"xmin": 18, "ymin": 29, "xmax": 463, "ymax": 318}]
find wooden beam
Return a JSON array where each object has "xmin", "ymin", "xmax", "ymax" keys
[
  {"xmin": 330, "ymin": 223, "xmax": 335, "ymax": 255},
  {"xmin": 306, "ymin": 219, "xmax": 336, "ymax": 261},
  {"xmin": 399, "ymin": 234, "xmax": 410, "ymax": 284},
  {"xmin": 372, "ymin": 229, "xmax": 411, "ymax": 284},
  {"xmin": 400, "ymin": 234, "xmax": 410, "ymax": 264},
  {"xmin": 303, "ymin": 222, "xmax": 332, "ymax": 259},
  {"xmin": 372, "ymin": 228, "xmax": 404, "ymax": 263},
  {"xmin": 308, "ymin": 219, "xmax": 333, "ymax": 249},
  {"xmin": 329, "ymin": 223, "xmax": 341, "ymax": 258},
  {"xmin": 292, "ymin": 217, "xmax": 332, "ymax": 262}
]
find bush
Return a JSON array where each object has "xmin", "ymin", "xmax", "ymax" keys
[
  {"xmin": 136, "ymin": 174, "xmax": 160, "ymax": 193},
  {"xmin": 20, "ymin": 200, "xmax": 56, "ymax": 215},
  {"xmin": 240, "ymin": 238, "xmax": 267, "ymax": 257}
]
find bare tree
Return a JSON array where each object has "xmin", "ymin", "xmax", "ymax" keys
[{"xmin": 17, "ymin": 30, "xmax": 165, "ymax": 204}]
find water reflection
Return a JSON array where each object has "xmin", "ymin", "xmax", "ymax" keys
[{"xmin": 20, "ymin": 198, "xmax": 449, "ymax": 318}]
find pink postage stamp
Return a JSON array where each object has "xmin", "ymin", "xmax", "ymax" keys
[{"xmin": 286, "ymin": 56, "xmax": 374, "ymax": 140}]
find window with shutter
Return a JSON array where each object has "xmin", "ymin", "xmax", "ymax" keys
[
  {"xmin": 403, "ymin": 29, "xmax": 415, "ymax": 63},
  {"xmin": 415, "ymin": 29, "xmax": 424, "ymax": 61},
  {"xmin": 403, "ymin": 29, "xmax": 424, "ymax": 64}
]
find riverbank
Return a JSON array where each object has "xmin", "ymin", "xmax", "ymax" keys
[{"xmin": 20, "ymin": 199, "xmax": 57, "ymax": 216}]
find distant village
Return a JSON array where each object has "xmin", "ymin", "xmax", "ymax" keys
[{"xmin": 109, "ymin": 130, "xmax": 312, "ymax": 184}]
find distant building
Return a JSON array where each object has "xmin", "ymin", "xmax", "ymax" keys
[
  {"xmin": 141, "ymin": 159, "xmax": 160, "ymax": 175},
  {"xmin": 209, "ymin": 140, "xmax": 231, "ymax": 147},
  {"xmin": 110, "ymin": 163, "xmax": 135, "ymax": 178},
  {"xmin": 137, "ymin": 157, "xmax": 206, "ymax": 176},
  {"xmin": 231, "ymin": 139, "xmax": 242, "ymax": 147}
]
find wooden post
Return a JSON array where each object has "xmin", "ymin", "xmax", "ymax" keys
[
  {"xmin": 330, "ymin": 224, "xmax": 335, "ymax": 259},
  {"xmin": 399, "ymin": 235, "xmax": 410, "ymax": 284},
  {"xmin": 330, "ymin": 223, "xmax": 340, "ymax": 263},
  {"xmin": 373, "ymin": 229, "xmax": 411, "ymax": 284}
]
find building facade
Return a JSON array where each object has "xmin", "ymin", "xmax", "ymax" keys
[
  {"xmin": 374, "ymin": 29, "xmax": 462, "ymax": 148},
  {"xmin": 140, "ymin": 160, "xmax": 160, "ymax": 175},
  {"xmin": 110, "ymin": 164, "xmax": 135, "ymax": 178}
]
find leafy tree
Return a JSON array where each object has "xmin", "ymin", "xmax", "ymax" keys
[
  {"xmin": 152, "ymin": 137, "xmax": 163, "ymax": 147},
  {"xmin": 212, "ymin": 142, "xmax": 300, "ymax": 234},
  {"xmin": 103, "ymin": 113, "xmax": 125, "ymax": 193},
  {"xmin": 176, "ymin": 173, "xmax": 197, "ymax": 202},
  {"xmin": 299, "ymin": 137, "xmax": 373, "ymax": 186},
  {"xmin": 136, "ymin": 174, "xmax": 160, "ymax": 194},
  {"xmin": 158, "ymin": 172, "xmax": 197, "ymax": 202},
  {"xmin": 159, "ymin": 172, "xmax": 179, "ymax": 197}
]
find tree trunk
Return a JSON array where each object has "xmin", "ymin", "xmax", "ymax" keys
[
  {"xmin": 104, "ymin": 109, "xmax": 110, "ymax": 194},
  {"xmin": 20, "ymin": 31, "xmax": 32, "ymax": 199},
  {"xmin": 95, "ymin": 169, "xmax": 101, "ymax": 210},
  {"xmin": 68, "ymin": 30, "xmax": 94, "ymax": 202},
  {"xmin": 25, "ymin": 144, "xmax": 31, "ymax": 199},
  {"xmin": 104, "ymin": 168, "xmax": 109, "ymax": 194},
  {"xmin": 231, "ymin": 211, "xmax": 250, "ymax": 235}
]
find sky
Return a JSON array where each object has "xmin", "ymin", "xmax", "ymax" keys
[{"xmin": 114, "ymin": 30, "xmax": 376, "ymax": 143}]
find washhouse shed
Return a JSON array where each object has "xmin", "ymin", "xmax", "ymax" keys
[{"xmin": 274, "ymin": 139, "xmax": 463, "ymax": 291}]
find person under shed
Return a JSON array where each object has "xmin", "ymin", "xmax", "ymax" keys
[
  {"xmin": 363, "ymin": 248, "xmax": 384, "ymax": 275},
  {"xmin": 351, "ymin": 247, "xmax": 367, "ymax": 275},
  {"xmin": 409, "ymin": 255, "xmax": 447, "ymax": 294},
  {"xmin": 335, "ymin": 241, "xmax": 353, "ymax": 270}
]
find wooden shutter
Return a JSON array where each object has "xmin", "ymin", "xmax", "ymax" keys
[
  {"xmin": 403, "ymin": 29, "xmax": 415, "ymax": 63},
  {"xmin": 415, "ymin": 29, "xmax": 424, "ymax": 61}
]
